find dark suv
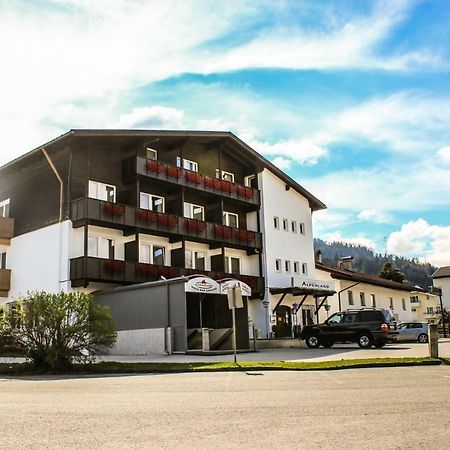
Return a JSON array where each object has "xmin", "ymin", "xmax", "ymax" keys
[{"xmin": 299, "ymin": 308, "xmax": 398, "ymax": 349}]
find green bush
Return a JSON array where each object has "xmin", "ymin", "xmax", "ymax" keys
[{"xmin": 0, "ymin": 291, "xmax": 117, "ymax": 371}]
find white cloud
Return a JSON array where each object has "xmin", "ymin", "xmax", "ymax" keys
[
  {"xmin": 437, "ymin": 147, "xmax": 450, "ymax": 165},
  {"xmin": 358, "ymin": 209, "xmax": 393, "ymax": 224},
  {"xmin": 271, "ymin": 156, "xmax": 291, "ymax": 170},
  {"xmin": 116, "ymin": 106, "xmax": 185, "ymax": 129},
  {"xmin": 387, "ymin": 219, "xmax": 450, "ymax": 266}
]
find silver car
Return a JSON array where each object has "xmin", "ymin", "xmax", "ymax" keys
[{"xmin": 396, "ymin": 322, "xmax": 429, "ymax": 343}]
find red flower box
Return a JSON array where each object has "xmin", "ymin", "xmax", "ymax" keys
[
  {"xmin": 197, "ymin": 221, "xmax": 206, "ymax": 232},
  {"xmin": 221, "ymin": 180, "xmax": 232, "ymax": 193},
  {"xmin": 167, "ymin": 215, "xmax": 178, "ymax": 228},
  {"xmin": 232, "ymin": 229, "xmax": 240, "ymax": 240},
  {"xmin": 185, "ymin": 171, "xmax": 197, "ymax": 183},
  {"xmin": 157, "ymin": 214, "xmax": 169, "ymax": 226},
  {"xmin": 195, "ymin": 173, "xmax": 204, "ymax": 185},
  {"xmin": 185, "ymin": 219, "xmax": 206, "ymax": 233},
  {"xmin": 213, "ymin": 178, "xmax": 222, "ymax": 190},
  {"xmin": 223, "ymin": 226, "xmax": 232, "ymax": 238},
  {"xmin": 204, "ymin": 177, "xmax": 214, "ymax": 188},
  {"xmin": 214, "ymin": 225, "xmax": 224, "ymax": 237},
  {"xmin": 103, "ymin": 260, "xmax": 125, "ymax": 273},
  {"xmin": 146, "ymin": 160, "xmax": 159, "ymax": 172},
  {"xmin": 167, "ymin": 166, "xmax": 183, "ymax": 178},
  {"xmin": 237, "ymin": 186, "xmax": 246, "ymax": 197},
  {"xmin": 244, "ymin": 187, "xmax": 254, "ymax": 199},
  {"xmin": 103, "ymin": 202, "xmax": 125, "ymax": 216},
  {"xmin": 137, "ymin": 209, "xmax": 157, "ymax": 223},
  {"xmin": 229, "ymin": 183, "xmax": 238, "ymax": 193},
  {"xmin": 157, "ymin": 162, "xmax": 168, "ymax": 174}
]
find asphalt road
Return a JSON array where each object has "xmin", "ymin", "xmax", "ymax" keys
[{"xmin": 1, "ymin": 366, "xmax": 449, "ymax": 449}]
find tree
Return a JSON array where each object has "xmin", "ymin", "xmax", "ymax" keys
[
  {"xmin": 379, "ymin": 262, "xmax": 405, "ymax": 283},
  {"xmin": 0, "ymin": 291, "xmax": 117, "ymax": 371}
]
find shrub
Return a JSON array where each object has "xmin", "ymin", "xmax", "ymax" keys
[{"xmin": 0, "ymin": 291, "xmax": 117, "ymax": 371}]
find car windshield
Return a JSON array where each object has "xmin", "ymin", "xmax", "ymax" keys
[
  {"xmin": 398, "ymin": 323, "xmax": 407, "ymax": 329},
  {"xmin": 326, "ymin": 313, "xmax": 343, "ymax": 325}
]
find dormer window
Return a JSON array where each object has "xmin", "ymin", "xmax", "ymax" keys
[
  {"xmin": 177, "ymin": 157, "xmax": 198, "ymax": 172},
  {"xmin": 88, "ymin": 181, "xmax": 116, "ymax": 203},
  {"xmin": 0, "ymin": 199, "xmax": 10, "ymax": 218},
  {"xmin": 216, "ymin": 169, "xmax": 235, "ymax": 183},
  {"xmin": 146, "ymin": 148, "xmax": 158, "ymax": 161}
]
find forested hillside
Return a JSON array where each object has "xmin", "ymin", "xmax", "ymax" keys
[{"xmin": 314, "ymin": 238, "xmax": 437, "ymax": 290}]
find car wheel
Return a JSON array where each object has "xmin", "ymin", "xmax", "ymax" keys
[
  {"xmin": 357, "ymin": 333, "xmax": 374, "ymax": 349},
  {"xmin": 418, "ymin": 333, "xmax": 428, "ymax": 344},
  {"xmin": 321, "ymin": 341, "xmax": 334, "ymax": 348},
  {"xmin": 374, "ymin": 342, "xmax": 386, "ymax": 348},
  {"xmin": 305, "ymin": 335, "xmax": 320, "ymax": 348}
]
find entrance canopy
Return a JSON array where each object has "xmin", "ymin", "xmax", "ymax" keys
[{"xmin": 185, "ymin": 275, "xmax": 252, "ymax": 297}]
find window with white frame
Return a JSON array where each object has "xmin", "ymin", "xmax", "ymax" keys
[
  {"xmin": 223, "ymin": 211, "xmax": 239, "ymax": 228},
  {"xmin": 140, "ymin": 192, "xmax": 165, "ymax": 213},
  {"xmin": 371, "ymin": 294, "xmax": 376, "ymax": 307},
  {"xmin": 301, "ymin": 263, "xmax": 308, "ymax": 275},
  {"xmin": 273, "ymin": 216, "xmax": 279, "ymax": 229},
  {"xmin": 89, "ymin": 181, "xmax": 116, "ymax": 202},
  {"xmin": 285, "ymin": 260, "xmax": 291, "ymax": 273},
  {"xmin": 184, "ymin": 203, "xmax": 204, "ymax": 221},
  {"xmin": 225, "ymin": 256, "xmax": 240, "ymax": 274},
  {"xmin": 291, "ymin": 221, "xmax": 297, "ymax": 233},
  {"xmin": 282, "ymin": 218, "xmax": 289, "ymax": 231},
  {"xmin": 348, "ymin": 290, "xmax": 354, "ymax": 305},
  {"xmin": 389, "ymin": 297, "xmax": 394, "ymax": 309},
  {"xmin": 146, "ymin": 148, "xmax": 158, "ymax": 161},
  {"xmin": 360, "ymin": 292, "xmax": 366, "ymax": 306},
  {"xmin": 293, "ymin": 261, "xmax": 299, "ymax": 274},
  {"xmin": 0, "ymin": 252, "xmax": 6, "ymax": 269},
  {"xmin": 185, "ymin": 250, "xmax": 205, "ymax": 270},
  {"xmin": 244, "ymin": 175, "xmax": 256, "ymax": 188},
  {"xmin": 140, "ymin": 243, "xmax": 166, "ymax": 266},
  {"xmin": 88, "ymin": 236, "xmax": 115, "ymax": 259},
  {"xmin": 215, "ymin": 169, "xmax": 235, "ymax": 183},
  {"xmin": 177, "ymin": 157, "xmax": 198, "ymax": 172},
  {"xmin": 299, "ymin": 222, "xmax": 305, "ymax": 235},
  {"xmin": 0, "ymin": 199, "xmax": 10, "ymax": 218},
  {"xmin": 275, "ymin": 258, "xmax": 282, "ymax": 272}
]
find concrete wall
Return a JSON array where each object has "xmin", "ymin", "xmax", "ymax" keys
[{"xmin": 106, "ymin": 328, "xmax": 167, "ymax": 355}]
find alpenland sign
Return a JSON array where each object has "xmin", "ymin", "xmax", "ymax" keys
[{"xmin": 299, "ymin": 278, "xmax": 335, "ymax": 292}]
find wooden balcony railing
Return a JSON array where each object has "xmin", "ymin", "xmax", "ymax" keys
[
  {"xmin": 71, "ymin": 198, "xmax": 262, "ymax": 251},
  {"xmin": 0, "ymin": 217, "xmax": 14, "ymax": 245},
  {"xmin": 70, "ymin": 256, "xmax": 264, "ymax": 296},
  {"xmin": 0, "ymin": 269, "xmax": 11, "ymax": 296},
  {"xmin": 135, "ymin": 157, "xmax": 260, "ymax": 206}
]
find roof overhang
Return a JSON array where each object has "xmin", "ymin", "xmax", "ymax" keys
[{"xmin": 270, "ymin": 286, "xmax": 336, "ymax": 297}]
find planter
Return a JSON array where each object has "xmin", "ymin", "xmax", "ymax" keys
[
  {"xmin": 167, "ymin": 166, "xmax": 183, "ymax": 178},
  {"xmin": 185, "ymin": 171, "xmax": 197, "ymax": 183},
  {"xmin": 146, "ymin": 160, "xmax": 159, "ymax": 172},
  {"xmin": 157, "ymin": 162, "xmax": 168, "ymax": 174},
  {"xmin": 103, "ymin": 203, "xmax": 125, "ymax": 216},
  {"xmin": 137, "ymin": 209, "xmax": 157, "ymax": 223},
  {"xmin": 204, "ymin": 177, "xmax": 214, "ymax": 188}
]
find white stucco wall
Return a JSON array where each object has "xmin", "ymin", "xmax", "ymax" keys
[
  {"xmin": 259, "ymin": 169, "xmax": 316, "ymax": 288},
  {"xmin": 433, "ymin": 277, "xmax": 450, "ymax": 311}
]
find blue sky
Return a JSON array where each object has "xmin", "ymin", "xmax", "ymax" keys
[{"xmin": 1, "ymin": 0, "xmax": 450, "ymax": 266}]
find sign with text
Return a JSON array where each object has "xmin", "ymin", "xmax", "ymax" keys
[
  {"xmin": 292, "ymin": 277, "xmax": 335, "ymax": 292},
  {"xmin": 185, "ymin": 276, "xmax": 221, "ymax": 294},
  {"xmin": 220, "ymin": 279, "xmax": 252, "ymax": 297}
]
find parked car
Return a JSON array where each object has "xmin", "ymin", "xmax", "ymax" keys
[
  {"xmin": 299, "ymin": 308, "xmax": 398, "ymax": 349},
  {"xmin": 396, "ymin": 322, "xmax": 429, "ymax": 343}
]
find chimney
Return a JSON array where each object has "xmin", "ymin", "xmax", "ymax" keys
[
  {"xmin": 315, "ymin": 250, "xmax": 323, "ymax": 263},
  {"xmin": 338, "ymin": 256, "xmax": 353, "ymax": 271}
]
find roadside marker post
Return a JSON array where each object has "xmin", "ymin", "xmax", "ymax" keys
[
  {"xmin": 428, "ymin": 323, "xmax": 439, "ymax": 358},
  {"xmin": 227, "ymin": 285, "xmax": 244, "ymax": 364}
]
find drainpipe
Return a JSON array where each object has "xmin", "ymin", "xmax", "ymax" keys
[
  {"xmin": 42, "ymin": 148, "xmax": 65, "ymax": 292},
  {"xmin": 338, "ymin": 281, "xmax": 360, "ymax": 311}
]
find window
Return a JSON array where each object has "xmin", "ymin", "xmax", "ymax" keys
[
  {"xmin": 285, "ymin": 260, "xmax": 291, "ymax": 273},
  {"xmin": 184, "ymin": 203, "xmax": 204, "ymax": 221},
  {"xmin": 291, "ymin": 221, "xmax": 297, "ymax": 233},
  {"xmin": 140, "ymin": 193, "xmax": 165, "ymax": 213},
  {"xmin": 0, "ymin": 199, "xmax": 10, "ymax": 218},
  {"xmin": 427, "ymin": 307, "xmax": 434, "ymax": 314},
  {"xmin": 327, "ymin": 313, "xmax": 343, "ymax": 325},
  {"xmin": 146, "ymin": 148, "xmax": 157, "ymax": 161},
  {"xmin": 226, "ymin": 256, "xmax": 240, "ymax": 274},
  {"xmin": 273, "ymin": 216, "xmax": 279, "ymax": 229},
  {"xmin": 0, "ymin": 252, "xmax": 6, "ymax": 269},
  {"xmin": 299, "ymin": 222, "xmax": 305, "ymax": 235},
  {"xmin": 411, "ymin": 308, "xmax": 416, "ymax": 313},
  {"xmin": 301, "ymin": 263, "xmax": 308, "ymax": 275},
  {"xmin": 293, "ymin": 261, "xmax": 300, "ymax": 274},
  {"xmin": 402, "ymin": 298, "xmax": 406, "ymax": 311},
  {"xmin": 223, "ymin": 211, "xmax": 239, "ymax": 228},
  {"xmin": 185, "ymin": 250, "xmax": 205, "ymax": 270},
  {"xmin": 140, "ymin": 244, "xmax": 166, "ymax": 266},
  {"xmin": 348, "ymin": 290, "xmax": 354, "ymax": 306},
  {"xmin": 343, "ymin": 313, "xmax": 358, "ymax": 324},
  {"xmin": 371, "ymin": 294, "xmax": 376, "ymax": 307},
  {"xmin": 410, "ymin": 295, "xmax": 419, "ymax": 303},
  {"xmin": 275, "ymin": 259, "xmax": 282, "ymax": 272},
  {"xmin": 244, "ymin": 175, "xmax": 257, "ymax": 188},
  {"xmin": 88, "ymin": 181, "xmax": 116, "ymax": 202},
  {"xmin": 177, "ymin": 157, "xmax": 198, "ymax": 172},
  {"xmin": 360, "ymin": 292, "xmax": 366, "ymax": 306},
  {"xmin": 215, "ymin": 169, "xmax": 235, "ymax": 183},
  {"xmin": 88, "ymin": 236, "xmax": 115, "ymax": 259},
  {"xmin": 389, "ymin": 297, "xmax": 393, "ymax": 309},
  {"xmin": 282, "ymin": 219, "xmax": 289, "ymax": 231}
]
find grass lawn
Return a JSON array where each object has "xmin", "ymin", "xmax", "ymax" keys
[{"xmin": 0, "ymin": 357, "xmax": 443, "ymax": 376}]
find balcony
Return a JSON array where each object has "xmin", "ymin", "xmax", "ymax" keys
[
  {"xmin": 71, "ymin": 198, "xmax": 262, "ymax": 252},
  {"xmin": 0, "ymin": 269, "xmax": 11, "ymax": 297},
  {"xmin": 135, "ymin": 157, "xmax": 260, "ymax": 206},
  {"xmin": 70, "ymin": 256, "xmax": 264, "ymax": 297},
  {"xmin": 0, "ymin": 217, "xmax": 14, "ymax": 245}
]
